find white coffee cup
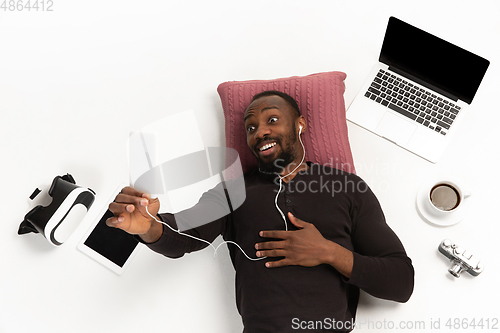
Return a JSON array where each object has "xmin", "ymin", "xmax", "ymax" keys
[{"xmin": 426, "ymin": 179, "xmax": 471, "ymax": 217}]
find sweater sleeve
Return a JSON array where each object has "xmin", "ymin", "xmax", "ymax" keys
[
  {"xmin": 140, "ymin": 181, "xmax": 231, "ymax": 259},
  {"xmin": 346, "ymin": 178, "xmax": 415, "ymax": 303}
]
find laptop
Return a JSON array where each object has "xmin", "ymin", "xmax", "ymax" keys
[{"xmin": 347, "ymin": 17, "xmax": 489, "ymax": 163}]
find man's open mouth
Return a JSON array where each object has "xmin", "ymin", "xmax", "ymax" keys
[
  {"xmin": 259, "ymin": 142, "xmax": 276, "ymax": 152},
  {"xmin": 255, "ymin": 140, "xmax": 278, "ymax": 158}
]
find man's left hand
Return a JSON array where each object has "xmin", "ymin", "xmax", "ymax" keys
[{"xmin": 255, "ymin": 212, "xmax": 332, "ymax": 268}]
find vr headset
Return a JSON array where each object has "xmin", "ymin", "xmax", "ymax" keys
[{"xmin": 18, "ymin": 174, "xmax": 95, "ymax": 246}]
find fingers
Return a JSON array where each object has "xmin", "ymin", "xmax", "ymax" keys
[
  {"xmin": 255, "ymin": 236, "xmax": 295, "ymax": 268},
  {"xmin": 108, "ymin": 191, "xmax": 149, "ymax": 215},
  {"xmin": 116, "ymin": 193, "xmax": 150, "ymax": 207},
  {"xmin": 264, "ymin": 258, "xmax": 291, "ymax": 268},
  {"xmin": 255, "ymin": 240, "xmax": 283, "ymax": 250},
  {"xmin": 256, "ymin": 249, "xmax": 286, "ymax": 258},
  {"xmin": 108, "ymin": 201, "xmax": 135, "ymax": 216},
  {"xmin": 259, "ymin": 230, "xmax": 288, "ymax": 239},
  {"xmin": 106, "ymin": 187, "xmax": 151, "ymax": 229},
  {"xmin": 120, "ymin": 186, "xmax": 149, "ymax": 198},
  {"xmin": 105, "ymin": 214, "xmax": 123, "ymax": 227},
  {"xmin": 288, "ymin": 212, "xmax": 307, "ymax": 228},
  {"xmin": 256, "ymin": 248, "xmax": 290, "ymax": 268}
]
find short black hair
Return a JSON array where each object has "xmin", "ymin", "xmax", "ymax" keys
[{"xmin": 251, "ymin": 90, "xmax": 301, "ymax": 118}]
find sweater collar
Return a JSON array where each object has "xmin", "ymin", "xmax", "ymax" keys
[{"xmin": 255, "ymin": 161, "xmax": 313, "ymax": 183}]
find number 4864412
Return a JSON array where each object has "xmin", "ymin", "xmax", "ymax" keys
[{"xmin": 1, "ymin": 0, "xmax": 54, "ymax": 11}]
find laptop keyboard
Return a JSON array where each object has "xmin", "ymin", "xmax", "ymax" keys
[{"xmin": 364, "ymin": 69, "xmax": 461, "ymax": 136}]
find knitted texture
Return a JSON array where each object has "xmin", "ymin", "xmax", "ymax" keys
[{"xmin": 217, "ymin": 71, "xmax": 355, "ymax": 174}]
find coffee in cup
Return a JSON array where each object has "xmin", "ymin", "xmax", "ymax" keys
[
  {"xmin": 425, "ymin": 179, "xmax": 471, "ymax": 217},
  {"xmin": 417, "ymin": 178, "xmax": 472, "ymax": 225},
  {"xmin": 430, "ymin": 184, "xmax": 461, "ymax": 211}
]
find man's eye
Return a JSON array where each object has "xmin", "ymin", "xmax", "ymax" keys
[
  {"xmin": 247, "ymin": 126, "xmax": 255, "ymax": 133},
  {"xmin": 269, "ymin": 117, "xmax": 278, "ymax": 123}
]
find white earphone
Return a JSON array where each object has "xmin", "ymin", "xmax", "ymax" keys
[{"xmin": 299, "ymin": 125, "xmax": 303, "ymax": 134}]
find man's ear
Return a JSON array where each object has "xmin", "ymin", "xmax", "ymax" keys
[{"xmin": 297, "ymin": 116, "xmax": 306, "ymax": 134}]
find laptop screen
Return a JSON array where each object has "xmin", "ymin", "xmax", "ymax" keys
[{"xmin": 379, "ymin": 17, "xmax": 489, "ymax": 104}]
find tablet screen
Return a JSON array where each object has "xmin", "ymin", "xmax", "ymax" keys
[{"xmin": 83, "ymin": 209, "xmax": 139, "ymax": 268}]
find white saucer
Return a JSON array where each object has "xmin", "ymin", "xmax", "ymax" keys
[{"xmin": 415, "ymin": 179, "xmax": 471, "ymax": 226}]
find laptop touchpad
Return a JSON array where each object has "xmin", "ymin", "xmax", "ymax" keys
[{"xmin": 375, "ymin": 112, "xmax": 417, "ymax": 146}]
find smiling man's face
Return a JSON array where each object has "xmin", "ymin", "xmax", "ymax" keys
[{"xmin": 243, "ymin": 94, "xmax": 305, "ymax": 174}]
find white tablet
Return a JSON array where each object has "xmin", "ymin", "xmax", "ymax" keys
[{"xmin": 78, "ymin": 184, "xmax": 142, "ymax": 275}]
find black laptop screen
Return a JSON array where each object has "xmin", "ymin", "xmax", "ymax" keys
[{"xmin": 379, "ymin": 17, "xmax": 489, "ymax": 104}]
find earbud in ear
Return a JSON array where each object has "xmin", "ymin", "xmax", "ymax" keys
[{"xmin": 299, "ymin": 125, "xmax": 303, "ymax": 134}]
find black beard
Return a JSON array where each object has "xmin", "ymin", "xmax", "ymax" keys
[{"xmin": 257, "ymin": 124, "xmax": 298, "ymax": 175}]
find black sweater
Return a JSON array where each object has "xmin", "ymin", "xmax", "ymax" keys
[{"xmin": 143, "ymin": 162, "xmax": 414, "ymax": 332}]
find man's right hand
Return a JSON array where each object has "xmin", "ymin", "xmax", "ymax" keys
[{"xmin": 106, "ymin": 186, "xmax": 163, "ymax": 243}]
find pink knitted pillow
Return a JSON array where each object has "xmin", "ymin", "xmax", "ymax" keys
[{"xmin": 217, "ymin": 71, "xmax": 355, "ymax": 174}]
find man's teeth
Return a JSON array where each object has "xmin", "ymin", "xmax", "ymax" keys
[{"xmin": 259, "ymin": 142, "xmax": 276, "ymax": 151}]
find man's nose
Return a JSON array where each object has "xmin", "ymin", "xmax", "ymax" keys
[{"xmin": 255, "ymin": 124, "xmax": 271, "ymax": 140}]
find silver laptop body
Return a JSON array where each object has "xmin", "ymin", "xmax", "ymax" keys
[{"xmin": 347, "ymin": 17, "xmax": 489, "ymax": 163}]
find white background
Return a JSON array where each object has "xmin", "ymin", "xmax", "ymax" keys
[{"xmin": 1, "ymin": 0, "xmax": 499, "ymax": 332}]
